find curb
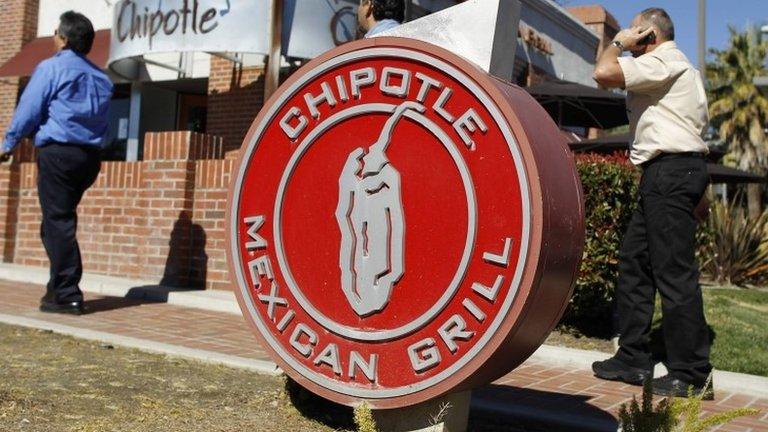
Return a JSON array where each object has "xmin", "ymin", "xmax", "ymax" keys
[
  {"xmin": 0, "ymin": 313, "xmax": 280, "ymax": 376},
  {"xmin": 2, "ymin": 263, "xmax": 767, "ymax": 399},
  {"xmin": 0, "ymin": 263, "xmax": 240, "ymax": 315},
  {"xmin": 529, "ymin": 342, "xmax": 768, "ymax": 400}
]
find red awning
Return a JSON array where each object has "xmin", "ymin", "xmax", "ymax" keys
[{"xmin": 0, "ymin": 29, "xmax": 110, "ymax": 78}]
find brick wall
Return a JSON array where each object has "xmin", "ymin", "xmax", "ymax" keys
[
  {"xmin": 0, "ymin": 0, "xmax": 39, "ymax": 264},
  {"xmin": 3, "ymin": 132, "xmax": 238, "ymax": 291},
  {"xmin": 0, "ymin": 0, "xmax": 39, "ymax": 137},
  {"xmin": 0, "ymin": 1, "xmax": 252, "ymax": 291},
  {"xmin": 192, "ymin": 158, "xmax": 235, "ymax": 290},
  {"xmin": 0, "ymin": 2, "xmax": 248, "ymax": 291},
  {"xmin": 206, "ymin": 56, "xmax": 266, "ymax": 155}
]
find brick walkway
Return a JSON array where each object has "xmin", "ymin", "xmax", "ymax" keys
[{"xmin": 1, "ymin": 280, "xmax": 766, "ymax": 432}]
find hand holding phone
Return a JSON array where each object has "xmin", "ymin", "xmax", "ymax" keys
[
  {"xmin": 639, "ymin": 29, "xmax": 657, "ymax": 46},
  {"xmin": 613, "ymin": 26, "xmax": 656, "ymax": 52}
]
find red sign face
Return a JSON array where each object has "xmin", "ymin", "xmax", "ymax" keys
[{"xmin": 229, "ymin": 38, "xmax": 583, "ymax": 408}]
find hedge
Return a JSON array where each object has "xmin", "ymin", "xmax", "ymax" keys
[{"xmin": 559, "ymin": 152, "xmax": 639, "ymax": 336}]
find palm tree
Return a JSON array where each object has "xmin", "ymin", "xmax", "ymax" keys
[{"xmin": 707, "ymin": 25, "xmax": 768, "ymax": 218}]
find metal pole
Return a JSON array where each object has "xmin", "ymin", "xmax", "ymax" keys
[
  {"xmin": 404, "ymin": 0, "xmax": 412, "ymax": 22},
  {"xmin": 698, "ymin": 0, "xmax": 706, "ymax": 73},
  {"xmin": 265, "ymin": 0, "xmax": 283, "ymax": 99},
  {"xmin": 126, "ymin": 81, "xmax": 142, "ymax": 162}
]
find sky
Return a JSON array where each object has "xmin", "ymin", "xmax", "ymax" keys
[{"xmin": 562, "ymin": 0, "xmax": 767, "ymax": 65}]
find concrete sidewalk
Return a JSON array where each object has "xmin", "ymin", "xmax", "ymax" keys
[{"xmin": 0, "ymin": 277, "xmax": 766, "ymax": 431}]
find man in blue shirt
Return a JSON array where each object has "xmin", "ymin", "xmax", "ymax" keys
[
  {"xmin": 1, "ymin": 11, "xmax": 113, "ymax": 315},
  {"xmin": 358, "ymin": 0, "xmax": 404, "ymax": 38}
]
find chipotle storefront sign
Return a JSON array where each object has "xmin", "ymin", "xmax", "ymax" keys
[
  {"xmin": 109, "ymin": 0, "xmax": 270, "ymax": 63},
  {"xmin": 228, "ymin": 38, "xmax": 585, "ymax": 409},
  {"xmin": 107, "ymin": 0, "xmax": 361, "ymax": 77}
]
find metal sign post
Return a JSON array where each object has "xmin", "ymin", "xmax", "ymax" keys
[
  {"xmin": 265, "ymin": 0, "xmax": 284, "ymax": 100},
  {"xmin": 698, "ymin": 0, "xmax": 706, "ymax": 74},
  {"xmin": 126, "ymin": 82, "xmax": 142, "ymax": 162}
]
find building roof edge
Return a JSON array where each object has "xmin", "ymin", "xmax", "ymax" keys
[{"xmin": 521, "ymin": 0, "xmax": 600, "ymax": 47}]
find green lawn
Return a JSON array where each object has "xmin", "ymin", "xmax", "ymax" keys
[
  {"xmin": 551, "ymin": 287, "xmax": 768, "ymax": 377},
  {"xmin": 699, "ymin": 288, "xmax": 768, "ymax": 377}
]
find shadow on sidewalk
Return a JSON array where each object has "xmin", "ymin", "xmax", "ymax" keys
[
  {"xmin": 472, "ymin": 384, "xmax": 620, "ymax": 432},
  {"xmin": 82, "ymin": 295, "xmax": 162, "ymax": 315},
  {"xmin": 280, "ymin": 377, "xmax": 620, "ymax": 432},
  {"xmin": 81, "ymin": 284, "xmax": 203, "ymax": 315}
]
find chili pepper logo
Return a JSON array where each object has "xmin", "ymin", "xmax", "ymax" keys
[{"xmin": 335, "ymin": 102, "xmax": 426, "ymax": 316}]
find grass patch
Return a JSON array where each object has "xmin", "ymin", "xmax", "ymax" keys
[
  {"xmin": 650, "ymin": 287, "xmax": 768, "ymax": 377},
  {"xmin": 0, "ymin": 324, "xmax": 530, "ymax": 432},
  {"xmin": 552, "ymin": 287, "xmax": 768, "ymax": 377},
  {"xmin": 0, "ymin": 324, "xmax": 347, "ymax": 432},
  {"xmin": 699, "ymin": 288, "xmax": 768, "ymax": 376}
]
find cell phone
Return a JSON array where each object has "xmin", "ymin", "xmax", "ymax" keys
[{"xmin": 639, "ymin": 30, "xmax": 656, "ymax": 46}]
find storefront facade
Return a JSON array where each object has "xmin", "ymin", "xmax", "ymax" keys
[
  {"xmin": 4, "ymin": 0, "xmax": 606, "ymax": 158},
  {"xmin": 514, "ymin": 0, "xmax": 601, "ymax": 86},
  {"xmin": 0, "ymin": 0, "xmax": 610, "ymax": 291}
]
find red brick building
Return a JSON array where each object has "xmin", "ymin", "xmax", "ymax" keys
[{"xmin": 0, "ymin": 0, "xmax": 253, "ymax": 289}]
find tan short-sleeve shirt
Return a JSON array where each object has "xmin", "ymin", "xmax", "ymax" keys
[{"xmin": 617, "ymin": 41, "xmax": 709, "ymax": 165}]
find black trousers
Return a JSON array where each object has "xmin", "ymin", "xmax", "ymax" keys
[
  {"xmin": 37, "ymin": 143, "xmax": 101, "ymax": 303},
  {"xmin": 615, "ymin": 153, "xmax": 712, "ymax": 384}
]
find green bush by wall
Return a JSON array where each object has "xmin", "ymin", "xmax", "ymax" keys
[{"xmin": 560, "ymin": 153, "xmax": 639, "ymax": 336}]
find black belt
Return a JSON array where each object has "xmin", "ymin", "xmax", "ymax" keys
[{"xmin": 642, "ymin": 152, "xmax": 704, "ymax": 168}]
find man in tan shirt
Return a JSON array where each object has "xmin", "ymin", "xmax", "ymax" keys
[{"xmin": 591, "ymin": 8, "xmax": 713, "ymax": 399}]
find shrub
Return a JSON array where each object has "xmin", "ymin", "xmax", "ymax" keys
[
  {"xmin": 699, "ymin": 199, "xmax": 768, "ymax": 286},
  {"xmin": 618, "ymin": 379, "xmax": 677, "ymax": 432},
  {"xmin": 618, "ymin": 375, "xmax": 759, "ymax": 432},
  {"xmin": 353, "ymin": 402, "xmax": 377, "ymax": 432},
  {"xmin": 560, "ymin": 153, "xmax": 639, "ymax": 336}
]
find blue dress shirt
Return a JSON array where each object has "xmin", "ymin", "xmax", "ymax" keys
[
  {"xmin": 3, "ymin": 49, "xmax": 113, "ymax": 153},
  {"xmin": 365, "ymin": 19, "xmax": 401, "ymax": 38}
]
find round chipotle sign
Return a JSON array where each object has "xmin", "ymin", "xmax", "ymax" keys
[{"xmin": 228, "ymin": 38, "xmax": 584, "ymax": 408}]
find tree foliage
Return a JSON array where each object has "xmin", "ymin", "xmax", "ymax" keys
[
  {"xmin": 707, "ymin": 26, "xmax": 768, "ymax": 173},
  {"xmin": 706, "ymin": 25, "xmax": 768, "ymax": 215}
]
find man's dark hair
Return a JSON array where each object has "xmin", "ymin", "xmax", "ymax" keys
[
  {"xmin": 639, "ymin": 7, "xmax": 675, "ymax": 41},
  {"xmin": 368, "ymin": 0, "xmax": 405, "ymax": 23},
  {"xmin": 58, "ymin": 11, "xmax": 95, "ymax": 55}
]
